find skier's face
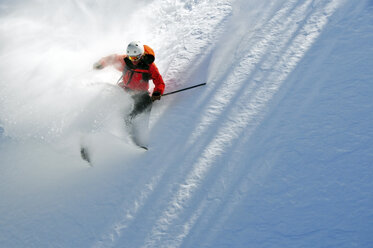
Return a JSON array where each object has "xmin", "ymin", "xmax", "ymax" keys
[{"xmin": 129, "ymin": 54, "xmax": 142, "ymax": 62}]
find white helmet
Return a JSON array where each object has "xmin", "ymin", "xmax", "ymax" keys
[{"xmin": 126, "ymin": 41, "xmax": 144, "ymax": 57}]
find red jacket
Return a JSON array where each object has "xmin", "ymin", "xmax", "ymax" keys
[{"xmin": 99, "ymin": 45, "xmax": 165, "ymax": 94}]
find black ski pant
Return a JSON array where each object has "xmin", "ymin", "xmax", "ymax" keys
[{"xmin": 127, "ymin": 91, "xmax": 153, "ymax": 120}]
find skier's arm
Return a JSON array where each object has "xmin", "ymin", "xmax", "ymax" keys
[
  {"xmin": 149, "ymin": 63, "xmax": 165, "ymax": 95},
  {"xmin": 93, "ymin": 54, "xmax": 125, "ymax": 71}
]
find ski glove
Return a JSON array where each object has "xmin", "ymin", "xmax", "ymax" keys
[
  {"xmin": 151, "ymin": 91, "xmax": 161, "ymax": 101},
  {"xmin": 93, "ymin": 62, "xmax": 103, "ymax": 70}
]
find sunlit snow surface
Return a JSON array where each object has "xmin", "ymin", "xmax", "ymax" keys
[{"xmin": 1, "ymin": 0, "xmax": 373, "ymax": 247}]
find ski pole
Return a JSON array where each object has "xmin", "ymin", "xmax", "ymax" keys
[
  {"xmin": 116, "ymin": 75, "xmax": 123, "ymax": 85},
  {"xmin": 162, "ymin": 82, "xmax": 206, "ymax": 96}
]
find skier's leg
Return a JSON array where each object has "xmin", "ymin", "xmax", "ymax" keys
[
  {"xmin": 125, "ymin": 93, "xmax": 153, "ymax": 148},
  {"xmin": 129, "ymin": 93, "xmax": 153, "ymax": 119},
  {"xmin": 124, "ymin": 92, "xmax": 151, "ymax": 125}
]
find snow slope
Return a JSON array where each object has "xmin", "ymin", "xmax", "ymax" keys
[{"xmin": 1, "ymin": 0, "xmax": 373, "ymax": 247}]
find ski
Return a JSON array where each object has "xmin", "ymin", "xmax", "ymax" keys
[
  {"xmin": 138, "ymin": 145, "xmax": 148, "ymax": 151},
  {"xmin": 80, "ymin": 146, "xmax": 92, "ymax": 165}
]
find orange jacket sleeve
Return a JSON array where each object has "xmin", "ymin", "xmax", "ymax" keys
[
  {"xmin": 99, "ymin": 54, "xmax": 126, "ymax": 71},
  {"xmin": 149, "ymin": 63, "xmax": 165, "ymax": 95}
]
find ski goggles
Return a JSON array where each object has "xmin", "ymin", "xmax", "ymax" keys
[{"xmin": 129, "ymin": 54, "xmax": 142, "ymax": 61}]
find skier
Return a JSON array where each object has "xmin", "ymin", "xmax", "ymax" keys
[{"xmin": 93, "ymin": 41, "xmax": 165, "ymax": 148}]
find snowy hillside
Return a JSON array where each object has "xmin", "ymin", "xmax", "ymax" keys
[{"xmin": 1, "ymin": 0, "xmax": 373, "ymax": 247}]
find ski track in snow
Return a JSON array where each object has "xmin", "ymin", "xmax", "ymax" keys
[{"xmin": 140, "ymin": 1, "xmax": 345, "ymax": 247}]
